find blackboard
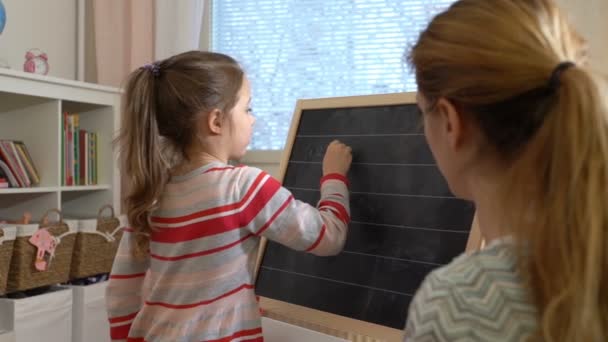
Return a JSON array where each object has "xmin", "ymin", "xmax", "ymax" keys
[{"xmin": 255, "ymin": 93, "xmax": 477, "ymax": 338}]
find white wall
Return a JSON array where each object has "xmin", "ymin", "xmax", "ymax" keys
[
  {"xmin": 0, "ymin": 0, "xmax": 598, "ymax": 89},
  {"xmin": 0, "ymin": 0, "xmax": 601, "ymax": 88},
  {"xmin": 240, "ymin": 151, "xmax": 283, "ymax": 179},
  {"xmin": 0, "ymin": 0, "xmax": 77, "ymax": 80},
  {"xmin": 556, "ymin": 0, "xmax": 608, "ymax": 74},
  {"xmin": 155, "ymin": 0, "xmax": 204, "ymax": 61}
]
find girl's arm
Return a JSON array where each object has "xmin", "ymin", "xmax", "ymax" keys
[{"xmin": 239, "ymin": 167, "xmax": 349, "ymax": 256}]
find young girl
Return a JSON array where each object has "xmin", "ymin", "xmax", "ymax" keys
[
  {"xmin": 404, "ymin": 0, "xmax": 607, "ymax": 341},
  {"xmin": 106, "ymin": 51, "xmax": 352, "ymax": 341}
]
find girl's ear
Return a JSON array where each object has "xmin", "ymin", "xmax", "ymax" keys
[{"xmin": 207, "ymin": 109, "xmax": 223, "ymax": 135}]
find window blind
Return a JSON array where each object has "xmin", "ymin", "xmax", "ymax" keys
[{"xmin": 212, "ymin": 0, "xmax": 454, "ymax": 150}]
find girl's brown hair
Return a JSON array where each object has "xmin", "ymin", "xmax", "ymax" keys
[
  {"xmin": 409, "ymin": 0, "xmax": 607, "ymax": 340},
  {"xmin": 116, "ymin": 51, "xmax": 244, "ymax": 257}
]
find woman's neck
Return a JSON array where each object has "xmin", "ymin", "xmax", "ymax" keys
[
  {"xmin": 474, "ymin": 199, "xmax": 506, "ymax": 243},
  {"xmin": 468, "ymin": 171, "xmax": 510, "ymax": 244}
]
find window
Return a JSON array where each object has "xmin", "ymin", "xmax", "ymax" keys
[{"xmin": 212, "ymin": 0, "xmax": 454, "ymax": 150}]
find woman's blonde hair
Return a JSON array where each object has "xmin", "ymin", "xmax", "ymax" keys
[
  {"xmin": 115, "ymin": 51, "xmax": 244, "ymax": 258},
  {"xmin": 409, "ymin": 0, "xmax": 607, "ymax": 340}
]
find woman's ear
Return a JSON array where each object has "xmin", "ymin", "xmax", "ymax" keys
[
  {"xmin": 206, "ymin": 109, "xmax": 223, "ymax": 135},
  {"xmin": 436, "ymin": 97, "xmax": 466, "ymax": 150}
]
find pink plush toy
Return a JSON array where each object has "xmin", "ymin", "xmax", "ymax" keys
[{"xmin": 28, "ymin": 229, "xmax": 56, "ymax": 271}]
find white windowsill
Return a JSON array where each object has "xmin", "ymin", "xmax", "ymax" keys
[{"xmin": 240, "ymin": 150, "xmax": 283, "ymax": 164}]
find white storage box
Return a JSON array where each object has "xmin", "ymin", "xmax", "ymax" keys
[
  {"xmin": 0, "ymin": 331, "xmax": 15, "ymax": 342},
  {"xmin": 262, "ymin": 317, "xmax": 348, "ymax": 342},
  {"xmin": 0, "ymin": 286, "xmax": 72, "ymax": 342},
  {"xmin": 70, "ymin": 281, "xmax": 110, "ymax": 342}
]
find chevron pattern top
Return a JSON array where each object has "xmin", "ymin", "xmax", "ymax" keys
[{"xmin": 404, "ymin": 238, "xmax": 538, "ymax": 341}]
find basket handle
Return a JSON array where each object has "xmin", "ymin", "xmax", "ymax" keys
[
  {"xmin": 39, "ymin": 209, "xmax": 63, "ymax": 228},
  {"xmin": 98, "ymin": 204, "xmax": 115, "ymax": 220}
]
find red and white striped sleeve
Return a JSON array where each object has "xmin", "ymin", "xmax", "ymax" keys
[
  {"xmin": 237, "ymin": 167, "xmax": 350, "ymax": 256},
  {"xmin": 105, "ymin": 229, "xmax": 149, "ymax": 341}
]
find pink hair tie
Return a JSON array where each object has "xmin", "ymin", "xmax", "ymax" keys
[{"xmin": 141, "ymin": 63, "xmax": 161, "ymax": 77}]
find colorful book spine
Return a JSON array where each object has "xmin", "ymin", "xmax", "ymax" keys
[
  {"xmin": 79, "ymin": 129, "xmax": 87, "ymax": 186},
  {"xmin": 89, "ymin": 132, "xmax": 94, "ymax": 185},
  {"xmin": 0, "ymin": 141, "xmax": 40, "ymax": 188},
  {"xmin": 0, "ymin": 140, "xmax": 25, "ymax": 187},
  {"xmin": 15, "ymin": 142, "xmax": 40, "ymax": 185},
  {"xmin": 9, "ymin": 141, "xmax": 30, "ymax": 187},
  {"xmin": 92, "ymin": 133, "xmax": 98, "ymax": 185},
  {"xmin": 62, "ymin": 112, "xmax": 67, "ymax": 185},
  {"xmin": 73, "ymin": 114, "xmax": 80, "ymax": 186},
  {"xmin": 60, "ymin": 113, "xmax": 101, "ymax": 187},
  {"xmin": 66, "ymin": 114, "xmax": 73, "ymax": 186},
  {"xmin": 0, "ymin": 159, "xmax": 19, "ymax": 187}
]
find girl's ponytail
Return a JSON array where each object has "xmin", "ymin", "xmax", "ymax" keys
[{"xmin": 117, "ymin": 66, "xmax": 170, "ymax": 258}]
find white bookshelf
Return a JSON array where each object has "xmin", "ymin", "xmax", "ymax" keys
[{"xmin": 0, "ymin": 68, "xmax": 121, "ymax": 221}]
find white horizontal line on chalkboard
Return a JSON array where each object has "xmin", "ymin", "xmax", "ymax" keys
[
  {"xmin": 289, "ymin": 161, "xmax": 437, "ymax": 167},
  {"xmin": 341, "ymin": 251, "xmax": 443, "ymax": 266},
  {"xmin": 296, "ymin": 134, "xmax": 424, "ymax": 138},
  {"xmin": 285, "ymin": 186, "xmax": 456, "ymax": 199},
  {"xmin": 260, "ymin": 266, "xmax": 414, "ymax": 297},
  {"xmin": 350, "ymin": 221, "xmax": 470, "ymax": 234}
]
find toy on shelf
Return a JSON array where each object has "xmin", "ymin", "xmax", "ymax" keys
[{"xmin": 23, "ymin": 49, "xmax": 49, "ymax": 75}]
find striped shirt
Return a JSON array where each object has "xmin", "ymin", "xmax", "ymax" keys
[
  {"xmin": 404, "ymin": 238, "xmax": 538, "ymax": 341},
  {"xmin": 106, "ymin": 162, "xmax": 350, "ymax": 342}
]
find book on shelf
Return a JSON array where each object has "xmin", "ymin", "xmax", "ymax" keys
[
  {"xmin": 0, "ymin": 160, "xmax": 18, "ymax": 187},
  {"xmin": 79, "ymin": 129, "xmax": 87, "ymax": 186},
  {"xmin": 14, "ymin": 141, "xmax": 40, "ymax": 185},
  {"xmin": 62, "ymin": 112, "xmax": 98, "ymax": 186},
  {"xmin": 0, "ymin": 140, "xmax": 40, "ymax": 188},
  {"xmin": 0, "ymin": 141, "xmax": 22, "ymax": 187},
  {"xmin": 74, "ymin": 114, "xmax": 80, "ymax": 186}
]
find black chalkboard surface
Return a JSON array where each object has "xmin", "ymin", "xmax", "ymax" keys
[{"xmin": 255, "ymin": 93, "xmax": 478, "ymax": 339}]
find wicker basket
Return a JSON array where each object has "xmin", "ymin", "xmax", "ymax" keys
[
  {"xmin": 70, "ymin": 205, "xmax": 125, "ymax": 279},
  {"xmin": 6, "ymin": 209, "xmax": 77, "ymax": 293},
  {"xmin": 0, "ymin": 225, "xmax": 17, "ymax": 295}
]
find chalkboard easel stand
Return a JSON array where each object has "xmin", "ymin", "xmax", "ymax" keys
[{"xmin": 254, "ymin": 93, "xmax": 483, "ymax": 342}]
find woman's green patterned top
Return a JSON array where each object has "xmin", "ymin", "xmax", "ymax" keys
[{"xmin": 405, "ymin": 238, "xmax": 538, "ymax": 341}]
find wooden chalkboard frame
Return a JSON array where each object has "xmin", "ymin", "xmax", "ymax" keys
[{"xmin": 254, "ymin": 92, "xmax": 482, "ymax": 342}]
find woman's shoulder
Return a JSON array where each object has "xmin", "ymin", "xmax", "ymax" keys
[
  {"xmin": 405, "ymin": 240, "xmax": 537, "ymax": 341},
  {"xmin": 433, "ymin": 239, "xmax": 520, "ymax": 285}
]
